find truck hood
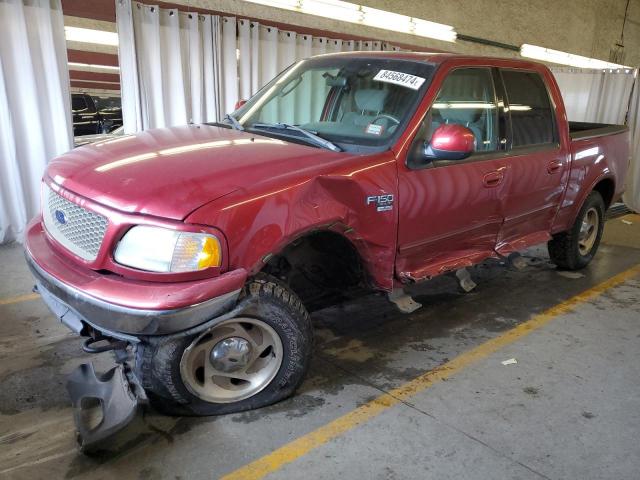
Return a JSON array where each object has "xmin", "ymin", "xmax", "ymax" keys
[{"xmin": 47, "ymin": 124, "xmax": 350, "ymax": 220}]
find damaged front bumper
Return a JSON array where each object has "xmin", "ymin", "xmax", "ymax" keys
[
  {"xmin": 67, "ymin": 362, "xmax": 147, "ymax": 451},
  {"xmin": 26, "ymin": 254, "xmax": 243, "ymax": 339},
  {"xmin": 24, "ymin": 220, "xmax": 248, "ymax": 450},
  {"xmin": 24, "ymin": 218, "xmax": 246, "ymax": 337}
]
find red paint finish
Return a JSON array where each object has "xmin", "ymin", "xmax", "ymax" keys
[
  {"xmin": 495, "ymin": 68, "xmax": 571, "ymax": 254},
  {"xmin": 553, "ymin": 132, "xmax": 630, "ymax": 233},
  {"xmin": 47, "ymin": 125, "xmax": 350, "ymax": 221},
  {"xmin": 395, "ymin": 155, "xmax": 507, "ymax": 280},
  {"xmin": 186, "ymin": 154, "xmax": 399, "ymax": 289},
  {"xmin": 25, "ymin": 219, "xmax": 247, "ymax": 310},
  {"xmin": 430, "ymin": 124, "xmax": 475, "ymax": 155},
  {"xmin": 27, "ymin": 52, "xmax": 630, "ymax": 318}
]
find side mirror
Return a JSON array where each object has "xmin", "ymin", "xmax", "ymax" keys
[
  {"xmin": 234, "ymin": 99, "xmax": 247, "ymax": 110},
  {"xmin": 424, "ymin": 124, "xmax": 475, "ymax": 161}
]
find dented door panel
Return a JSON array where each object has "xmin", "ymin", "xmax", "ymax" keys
[{"xmin": 395, "ymin": 158, "xmax": 506, "ymax": 281}]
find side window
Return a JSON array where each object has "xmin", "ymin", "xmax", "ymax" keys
[
  {"xmin": 71, "ymin": 95, "xmax": 87, "ymax": 112},
  {"xmin": 501, "ymin": 70, "xmax": 555, "ymax": 147},
  {"xmin": 430, "ymin": 68, "xmax": 498, "ymax": 153}
]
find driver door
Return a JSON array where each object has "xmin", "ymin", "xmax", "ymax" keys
[{"xmin": 396, "ymin": 67, "xmax": 508, "ymax": 281}]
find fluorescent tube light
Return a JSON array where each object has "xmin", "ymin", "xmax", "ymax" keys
[
  {"xmin": 68, "ymin": 62, "xmax": 120, "ymax": 72},
  {"xmin": 242, "ymin": 0, "xmax": 457, "ymax": 42},
  {"xmin": 411, "ymin": 18, "xmax": 457, "ymax": 42},
  {"xmin": 65, "ymin": 26, "xmax": 119, "ymax": 46},
  {"xmin": 299, "ymin": 0, "xmax": 362, "ymax": 22},
  {"xmin": 521, "ymin": 44, "xmax": 630, "ymax": 69},
  {"xmin": 360, "ymin": 5, "xmax": 411, "ymax": 31}
]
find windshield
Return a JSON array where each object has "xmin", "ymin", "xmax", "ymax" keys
[{"xmin": 233, "ymin": 56, "xmax": 435, "ymax": 152}]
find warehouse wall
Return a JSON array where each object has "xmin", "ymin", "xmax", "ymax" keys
[
  {"xmin": 363, "ymin": 0, "xmax": 640, "ymax": 65},
  {"xmin": 165, "ymin": 0, "xmax": 640, "ymax": 67}
]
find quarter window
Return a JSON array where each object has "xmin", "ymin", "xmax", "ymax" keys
[
  {"xmin": 430, "ymin": 68, "xmax": 499, "ymax": 153},
  {"xmin": 501, "ymin": 70, "xmax": 555, "ymax": 147}
]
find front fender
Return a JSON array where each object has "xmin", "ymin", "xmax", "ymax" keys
[{"xmin": 186, "ymin": 154, "xmax": 399, "ymax": 291}]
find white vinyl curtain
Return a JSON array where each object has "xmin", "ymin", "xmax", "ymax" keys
[
  {"xmin": 235, "ymin": 21, "xmax": 385, "ymax": 101},
  {"xmin": 626, "ymin": 77, "xmax": 640, "ymax": 212},
  {"xmin": 117, "ymin": 1, "xmax": 398, "ymax": 130},
  {"xmin": 0, "ymin": 0, "xmax": 72, "ymax": 244},
  {"xmin": 552, "ymin": 68, "xmax": 640, "ymax": 211},
  {"xmin": 552, "ymin": 68, "xmax": 635, "ymax": 123},
  {"xmin": 116, "ymin": 0, "xmax": 228, "ymax": 131}
]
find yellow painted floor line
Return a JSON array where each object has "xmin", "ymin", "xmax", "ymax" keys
[
  {"xmin": 221, "ymin": 263, "xmax": 640, "ymax": 480},
  {"xmin": 0, "ymin": 292, "xmax": 39, "ymax": 306}
]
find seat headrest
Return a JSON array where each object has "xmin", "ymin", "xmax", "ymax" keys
[{"xmin": 355, "ymin": 89, "xmax": 388, "ymax": 112}]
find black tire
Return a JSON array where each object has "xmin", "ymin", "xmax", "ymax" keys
[
  {"xmin": 548, "ymin": 191, "xmax": 605, "ymax": 270},
  {"xmin": 135, "ymin": 273, "xmax": 312, "ymax": 416}
]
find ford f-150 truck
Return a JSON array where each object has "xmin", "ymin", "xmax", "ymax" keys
[{"xmin": 25, "ymin": 52, "xmax": 630, "ymax": 449}]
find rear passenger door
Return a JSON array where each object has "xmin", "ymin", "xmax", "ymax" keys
[{"xmin": 495, "ymin": 69, "xmax": 569, "ymax": 254}]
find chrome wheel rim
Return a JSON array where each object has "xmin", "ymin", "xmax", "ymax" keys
[
  {"xmin": 578, "ymin": 207, "xmax": 599, "ymax": 256},
  {"xmin": 180, "ymin": 318, "xmax": 283, "ymax": 403}
]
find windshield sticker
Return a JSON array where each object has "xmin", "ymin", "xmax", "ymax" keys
[
  {"xmin": 365, "ymin": 123, "xmax": 384, "ymax": 136},
  {"xmin": 373, "ymin": 70, "xmax": 425, "ymax": 90}
]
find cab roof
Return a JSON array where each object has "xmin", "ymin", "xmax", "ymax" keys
[{"xmin": 314, "ymin": 50, "xmax": 548, "ymax": 70}]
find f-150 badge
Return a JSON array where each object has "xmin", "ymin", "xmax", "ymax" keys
[{"xmin": 366, "ymin": 194, "xmax": 394, "ymax": 212}]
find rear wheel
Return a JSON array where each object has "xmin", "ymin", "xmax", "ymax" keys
[
  {"xmin": 548, "ymin": 191, "xmax": 605, "ymax": 270},
  {"xmin": 136, "ymin": 273, "xmax": 312, "ymax": 416}
]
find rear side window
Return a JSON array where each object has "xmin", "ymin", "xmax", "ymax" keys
[{"xmin": 501, "ymin": 70, "xmax": 555, "ymax": 147}]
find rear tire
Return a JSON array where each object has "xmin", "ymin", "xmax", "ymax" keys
[
  {"xmin": 548, "ymin": 191, "xmax": 605, "ymax": 270},
  {"xmin": 135, "ymin": 273, "xmax": 312, "ymax": 416}
]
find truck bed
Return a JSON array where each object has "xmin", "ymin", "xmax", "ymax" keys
[{"xmin": 569, "ymin": 121, "xmax": 628, "ymax": 140}]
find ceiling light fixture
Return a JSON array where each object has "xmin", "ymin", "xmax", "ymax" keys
[
  {"xmin": 242, "ymin": 0, "xmax": 457, "ymax": 42},
  {"xmin": 68, "ymin": 62, "xmax": 120, "ymax": 72},
  {"xmin": 520, "ymin": 44, "xmax": 631, "ymax": 69},
  {"xmin": 64, "ymin": 26, "xmax": 119, "ymax": 46}
]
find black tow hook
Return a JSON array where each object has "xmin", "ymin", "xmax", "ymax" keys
[{"xmin": 82, "ymin": 335, "xmax": 128, "ymax": 354}]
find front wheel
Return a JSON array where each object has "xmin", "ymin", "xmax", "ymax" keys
[
  {"xmin": 136, "ymin": 273, "xmax": 312, "ymax": 416},
  {"xmin": 548, "ymin": 191, "xmax": 605, "ymax": 270}
]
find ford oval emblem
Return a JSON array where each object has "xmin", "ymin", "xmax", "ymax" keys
[{"xmin": 55, "ymin": 209, "xmax": 67, "ymax": 225}]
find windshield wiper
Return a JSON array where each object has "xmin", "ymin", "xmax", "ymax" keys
[
  {"xmin": 224, "ymin": 114, "xmax": 244, "ymax": 131},
  {"xmin": 250, "ymin": 122, "xmax": 341, "ymax": 152}
]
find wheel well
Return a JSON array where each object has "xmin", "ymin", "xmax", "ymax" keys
[
  {"xmin": 261, "ymin": 231, "xmax": 367, "ymax": 311},
  {"xmin": 593, "ymin": 178, "xmax": 615, "ymax": 209}
]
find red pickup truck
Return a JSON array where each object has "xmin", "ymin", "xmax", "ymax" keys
[{"xmin": 25, "ymin": 52, "xmax": 629, "ymax": 448}]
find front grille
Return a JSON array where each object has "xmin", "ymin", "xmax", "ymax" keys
[{"xmin": 42, "ymin": 186, "xmax": 108, "ymax": 261}]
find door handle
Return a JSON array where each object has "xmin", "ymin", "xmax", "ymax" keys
[
  {"xmin": 547, "ymin": 160, "xmax": 563, "ymax": 174},
  {"xmin": 483, "ymin": 170, "xmax": 504, "ymax": 187}
]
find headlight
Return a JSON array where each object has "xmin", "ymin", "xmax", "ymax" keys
[{"xmin": 114, "ymin": 226, "xmax": 221, "ymax": 273}]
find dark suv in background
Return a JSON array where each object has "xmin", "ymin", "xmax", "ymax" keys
[{"xmin": 71, "ymin": 93, "xmax": 122, "ymax": 136}]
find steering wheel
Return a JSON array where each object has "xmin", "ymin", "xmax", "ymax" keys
[{"xmin": 371, "ymin": 114, "xmax": 400, "ymax": 126}]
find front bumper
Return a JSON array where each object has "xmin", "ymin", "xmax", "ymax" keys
[{"xmin": 25, "ymin": 219, "xmax": 246, "ymax": 336}]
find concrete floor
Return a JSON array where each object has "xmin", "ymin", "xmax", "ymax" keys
[{"xmin": 1, "ymin": 214, "xmax": 639, "ymax": 480}]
